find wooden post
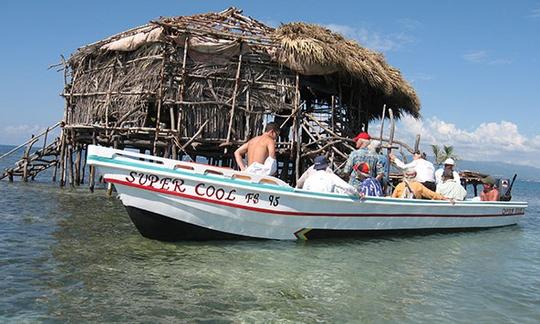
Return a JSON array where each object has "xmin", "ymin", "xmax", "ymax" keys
[
  {"xmin": 379, "ymin": 104, "xmax": 387, "ymax": 144},
  {"xmin": 414, "ymin": 134, "xmax": 421, "ymax": 152},
  {"xmin": 68, "ymin": 144, "xmax": 75, "ymax": 188},
  {"xmin": 80, "ymin": 145, "xmax": 87, "ymax": 185},
  {"xmin": 59, "ymin": 130, "xmax": 67, "ymax": 187},
  {"xmin": 22, "ymin": 136, "xmax": 36, "ymax": 182},
  {"xmin": 225, "ymin": 51, "xmax": 243, "ymax": 151},
  {"xmin": 331, "ymin": 95, "xmax": 336, "ymax": 132},
  {"xmin": 176, "ymin": 37, "xmax": 189, "ymax": 138},
  {"xmin": 74, "ymin": 145, "xmax": 81, "ymax": 186},
  {"xmin": 171, "ymin": 138, "xmax": 177, "ymax": 160},
  {"xmin": 245, "ymin": 88, "xmax": 251, "ymax": 140},
  {"xmin": 89, "ymin": 132, "xmax": 96, "ymax": 192},
  {"xmin": 293, "ymin": 73, "xmax": 301, "ymax": 182},
  {"xmin": 153, "ymin": 56, "xmax": 167, "ymax": 156},
  {"xmin": 42, "ymin": 127, "xmax": 49, "ymax": 152}
]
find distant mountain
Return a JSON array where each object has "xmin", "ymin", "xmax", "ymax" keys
[{"xmin": 452, "ymin": 160, "xmax": 540, "ymax": 182}]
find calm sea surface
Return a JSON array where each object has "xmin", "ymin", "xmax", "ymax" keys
[{"xmin": 1, "ymin": 145, "xmax": 539, "ymax": 323}]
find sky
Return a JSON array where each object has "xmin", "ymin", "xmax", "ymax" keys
[{"xmin": 1, "ymin": 0, "xmax": 539, "ymax": 167}]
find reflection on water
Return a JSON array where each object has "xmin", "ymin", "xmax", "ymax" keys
[{"xmin": 1, "ymin": 147, "xmax": 539, "ymax": 322}]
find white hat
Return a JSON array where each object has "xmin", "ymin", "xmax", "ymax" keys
[{"xmin": 443, "ymin": 158, "xmax": 455, "ymax": 165}]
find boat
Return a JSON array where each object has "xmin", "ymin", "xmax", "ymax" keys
[{"xmin": 86, "ymin": 145, "xmax": 528, "ymax": 241}]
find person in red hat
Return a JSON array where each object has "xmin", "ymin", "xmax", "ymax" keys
[
  {"xmin": 342, "ymin": 131, "xmax": 386, "ymax": 190},
  {"xmin": 352, "ymin": 132, "xmax": 371, "ymax": 149},
  {"xmin": 353, "ymin": 162, "xmax": 383, "ymax": 197}
]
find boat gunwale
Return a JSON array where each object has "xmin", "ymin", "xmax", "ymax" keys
[{"xmin": 87, "ymin": 153, "xmax": 528, "ymax": 209}]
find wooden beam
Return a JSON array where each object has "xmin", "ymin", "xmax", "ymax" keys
[
  {"xmin": 225, "ymin": 52, "xmax": 244, "ymax": 151},
  {"xmin": 152, "ymin": 56, "xmax": 167, "ymax": 156}
]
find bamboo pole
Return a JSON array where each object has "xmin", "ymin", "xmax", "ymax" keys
[
  {"xmin": 293, "ymin": 73, "xmax": 301, "ymax": 182},
  {"xmin": 104, "ymin": 73, "xmax": 114, "ymax": 137},
  {"xmin": 245, "ymin": 88, "xmax": 251, "ymax": 140},
  {"xmin": 22, "ymin": 136, "xmax": 38, "ymax": 182},
  {"xmin": 74, "ymin": 145, "xmax": 81, "ymax": 186},
  {"xmin": 67, "ymin": 145, "xmax": 75, "ymax": 188},
  {"xmin": 81, "ymin": 145, "xmax": 87, "ymax": 185},
  {"xmin": 41, "ymin": 127, "xmax": 49, "ymax": 153},
  {"xmin": 89, "ymin": 132, "xmax": 96, "ymax": 192},
  {"xmin": 182, "ymin": 120, "xmax": 209, "ymax": 150},
  {"xmin": 414, "ymin": 134, "xmax": 421, "ymax": 152},
  {"xmin": 225, "ymin": 52, "xmax": 243, "ymax": 147},
  {"xmin": 59, "ymin": 130, "xmax": 67, "ymax": 187},
  {"xmin": 176, "ymin": 37, "xmax": 189, "ymax": 136},
  {"xmin": 153, "ymin": 54, "xmax": 168, "ymax": 156},
  {"xmin": 52, "ymin": 139, "xmax": 59, "ymax": 182}
]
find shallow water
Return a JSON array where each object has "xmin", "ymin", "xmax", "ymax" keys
[{"xmin": 1, "ymin": 146, "xmax": 539, "ymax": 323}]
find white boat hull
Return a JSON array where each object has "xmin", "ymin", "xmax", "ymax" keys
[{"xmin": 87, "ymin": 146, "xmax": 527, "ymax": 241}]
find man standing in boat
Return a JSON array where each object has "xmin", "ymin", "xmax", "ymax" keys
[
  {"xmin": 234, "ymin": 122, "xmax": 280, "ymax": 176},
  {"xmin": 342, "ymin": 132, "xmax": 386, "ymax": 189}
]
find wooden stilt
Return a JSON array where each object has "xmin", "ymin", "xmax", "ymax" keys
[
  {"xmin": 80, "ymin": 145, "xmax": 87, "ymax": 185},
  {"xmin": 68, "ymin": 146, "xmax": 75, "ymax": 188},
  {"xmin": 59, "ymin": 130, "xmax": 67, "ymax": 187},
  {"xmin": 74, "ymin": 145, "xmax": 81, "ymax": 186}
]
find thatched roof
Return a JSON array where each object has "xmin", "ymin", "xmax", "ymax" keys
[
  {"xmin": 275, "ymin": 23, "xmax": 420, "ymax": 117},
  {"xmin": 69, "ymin": 7, "xmax": 420, "ymax": 120}
]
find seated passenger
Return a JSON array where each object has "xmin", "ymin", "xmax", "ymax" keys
[
  {"xmin": 296, "ymin": 157, "xmax": 332, "ymax": 189},
  {"xmin": 436, "ymin": 169, "xmax": 467, "ymax": 200},
  {"xmin": 352, "ymin": 162, "xmax": 384, "ymax": 197},
  {"xmin": 390, "ymin": 151, "xmax": 436, "ymax": 191},
  {"xmin": 480, "ymin": 176, "xmax": 499, "ymax": 201},
  {"xmin": 303, "ymin": 156, "xmax": 357, "ymax": 195},
  {"xmin": 392, "ymin": 168, "xmax": 446, "ymax": 200},
  {"xmin": 435, "ymin": 158, "xmax": 461, "ymax": 185}
]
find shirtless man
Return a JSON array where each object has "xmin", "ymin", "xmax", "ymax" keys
[{"xmin": 234, "ymin": 122, "xmax": 280, "ymax": 176}]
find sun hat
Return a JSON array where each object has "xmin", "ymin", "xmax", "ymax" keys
[
  {"xmin": 482, "ymin": 176, "xmax": 496, "ymax": 186},
  {"xmin": 313, "ymin": 155, "xmax": 329, "ymax": 170},
  {"xmin": 353, "ymin": 132, "xmax": 371, "ymax": 142},
  {"xmin": 353, "ymin": 162, "xmax": 370, "ymax": 176},
  {"xmin": 443, "ymin": 158, "xmax": 455, "ymax": 165}
]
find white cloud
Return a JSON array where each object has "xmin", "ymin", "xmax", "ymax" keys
[
  {"xmin": 1, "ymin": 124, "xmax": 48, "ymax": 145},
  {"xmin": 372, "ymin": 116, "xmax": 540, "ymax": 168},
  {"xmin": 326, "ymin": 24, "xmax": 415, "ymax": 52},
  {"xmin": 462, "ymin": 50, "xmax": 511, "ymax": 65}
]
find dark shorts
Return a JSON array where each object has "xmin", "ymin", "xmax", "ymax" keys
[{"xmin": 422, "ymin": 181, "xmax": 437, "ymax": 192}]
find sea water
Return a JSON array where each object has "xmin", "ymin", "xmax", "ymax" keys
[{"xmin": 1, "ymin": 145, "xmax": 539, "ymax": 323}]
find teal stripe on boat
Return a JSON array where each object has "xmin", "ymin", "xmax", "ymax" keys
[{"xmin": 87, "ymin": 155, "xmax": 517, "ymax": 206}]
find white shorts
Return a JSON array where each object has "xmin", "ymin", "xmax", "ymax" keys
[{"xmin": 245, "ymin": 157, "xmax": 277, "ymax": 176}]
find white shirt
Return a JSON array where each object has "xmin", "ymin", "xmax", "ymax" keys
[
  {"xmin": 296, "ymin": 165, "xmax": 332, "ymax": 188},
  {"xmin": 393, "ymin": 158, "xmax": 435, "ymax": 183},
  {"xmin": 435, "ymin": 168, "xmax": 460, "ymax": 185},
  {"xmin": 303, "ymin": 170, "xmax": 357, "ymax": 195},
  {"xmin": 436, "ymin": 180, "xmax": 467, "ymax": 200}
]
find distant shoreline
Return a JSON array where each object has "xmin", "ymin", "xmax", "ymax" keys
[{"xmin": 1, "ymin": 144, "xmax": 539, "ymax": 181}]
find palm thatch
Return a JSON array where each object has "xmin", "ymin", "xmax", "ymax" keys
[{"xmin": 274, "ymin": 23, "xmax": 419, "ymax": 118}]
